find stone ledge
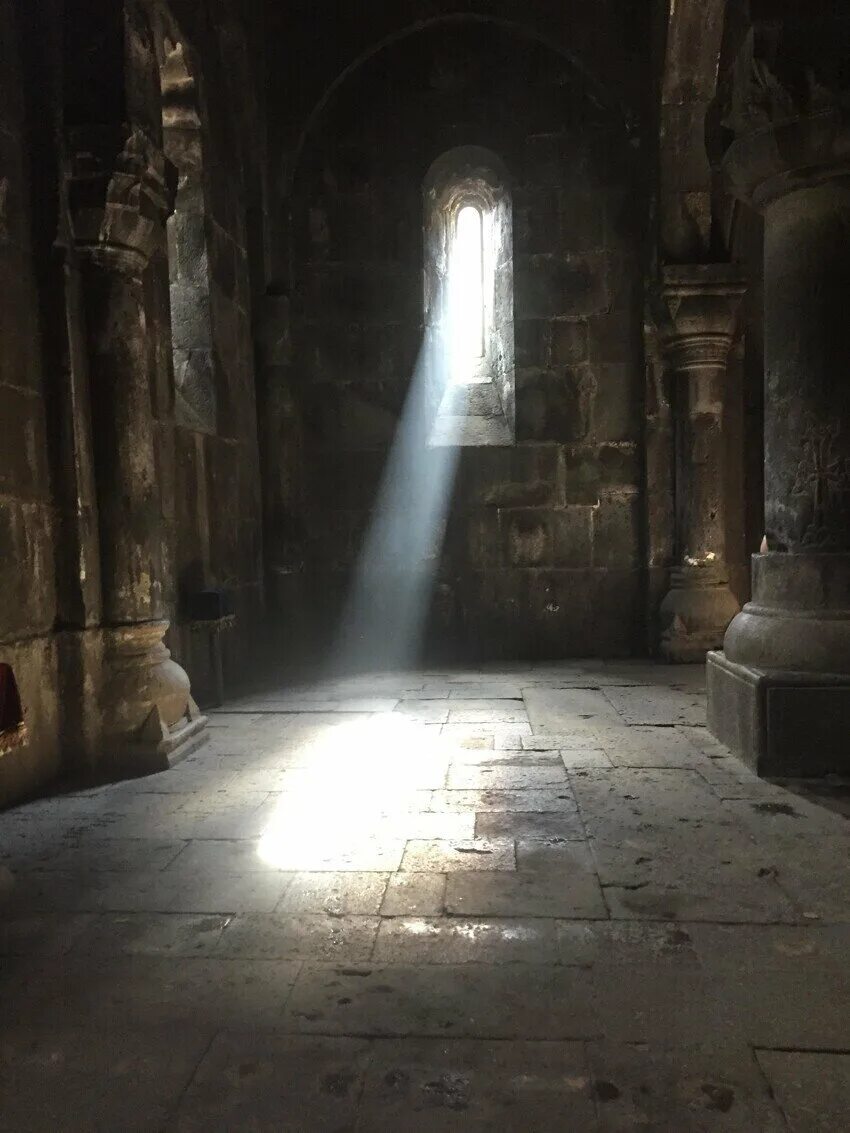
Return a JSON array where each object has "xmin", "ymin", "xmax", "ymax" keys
[{"xmin": 706, "ymin": 650, "xmax": 850, "ymax": 777}]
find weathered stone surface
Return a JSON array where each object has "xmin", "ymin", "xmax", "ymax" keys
[{"xmin": 3, "ymin": 668, "xmax": 850, "ymax": 1125}]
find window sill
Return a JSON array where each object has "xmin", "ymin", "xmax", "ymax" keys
[{"xmin": 429, "ymin": 380, "xmax": 513, "ymax": 447}]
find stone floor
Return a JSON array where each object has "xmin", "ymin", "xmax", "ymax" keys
[{"xmin": 2, "ymin": 661, "xmax": 850, "ymax": 1131}]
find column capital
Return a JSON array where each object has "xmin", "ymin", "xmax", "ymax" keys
[
  {"xmin": 718, "ymin": 24, "xmax": 850, "ymax": 209},
  {"xmin": 659, "ymin": 264, "xmax": 745, "ymax": 375},
  {"xmin": 67, "ymin": 125, "xmax": 176, "ymax": 271}
]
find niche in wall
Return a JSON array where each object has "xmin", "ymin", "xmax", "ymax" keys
[{"xmin": 0, "ymin": 663, "xmax": 26, "ymax": 754}]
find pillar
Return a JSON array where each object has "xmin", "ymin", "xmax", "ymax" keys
[
  {"xmin": 706, "ymin": 26, "xmax": 850, "ymax": 775},
  {"xmin": 658, "ymin": 265, "xmax": 745, "ymax": 661},
  {"xmin": 68, "ymin": 125, "xmax": 205, "ymax": 775}
]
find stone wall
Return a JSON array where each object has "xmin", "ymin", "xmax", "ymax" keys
[
  {"xmin": 163, "ymin": 5, "xmax": 266, "ymax": 699},
  {"xmin": 266, "ymin": 19, "xmax": 649, "ymax": 660},
  {"xmin": 0, "ymin": 0, "xmax": 268, "ymax": 806},
  {"xmin": 0, "ymin": 0, "xmax": 61, "ymax": 801}
]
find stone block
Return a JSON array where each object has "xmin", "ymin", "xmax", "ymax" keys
[
  {"xmin": 587, "ymin": 308, "xmax": 640, "ymax": 364},
  {"xmin": 0, "ymin": 500, "xmax": 55, "ymax": 638},
  {"xmin": 707, "ymin": 651, "xmax": 850, "ymax": 776},
  {"xmin": 173, "ymin": 432, "xmax": 207, "ymax": 581},
  {"xmin": 305, "ymin": 263, "xmax": 417, "ymax": 326},
  {"xmin": 166, "ymin": 209, "xmax": 208, "ymax": 286},
  {"xmin": 295, "ymin": 320, "xmax": 361, "ymax": 385},
  {"xmin": 205, "ymin": 441, "xmax": 242, "ymax": 578},
  {"xmin": 0, "ymin": 252, "xmax": 40, "ymax": 391},
  {"xmin": 594, "ymin": 569, "xmax": 644, "ymax": 656},
  {"xmin": 561, "ymin": 446, "xmax": 602, "ymax": 505},
  {"xmin": 0, "ymin": 13, "xmax": 23, "ymax": 130},
  {"xmin": 503, "ymin": 509, "xmax": 551, "ymax": 568},
  {"xmin": 514, "ymin": 319, "xmax": 549, "ymax": 368},
  {"xmin": 660, "ymin": 190, "xmax": 712, "ymax": 262},
  {"xmin": 495, "ymin": 568, "xmax": 599, "ymax": 658},
  {"xmin": 174, "ymin": 349, "xmax": 217, "ymax": 434},
  {"xmin": 0, "ymin": 126, "xmax": 26, "ymax": 250},
  {"xmin": 514, "ymin": 187, "xmax": 560, "ymax": 254},
  {"xmin": 552, "ymin": 507, "xmax": 593, "ymax": 568},
  {"xmin": 522, "ymin": 133, "xmax": 569, "ymax": 188},
  {"xmin": 515, "ymin": 254, "xmax": 609, "ymax": 320},
  {"xmin": 593, "ymin": 498, "xmax": 641, "ymax": 569},
  {"xmin": 568, "ymin": 125, "xmax": 630, "ymax": 189},
  {"xmin": 256, "ymin": 294, "xmax": 291, "ymax": 367},
  {"xmin": 550, "ymin": 320, "xmax": 588, "ymax": 365},
  {"xmin": 0, "ymin": 384, "xmax": 49, "ymax": 497},
  {"xmin": 311, "ymin": 448, "xmax": 386, "ymax": 512},
  {"xmin": 455, "ymin": 444, "xmax": 563, "ymax": 510},
  {"xmin": 516, "ymin": 367, "xmax": 591, "ymax": 443},
  {"xmin": 660, "ymin": 102, "xmax": 713, "ymax": 193},
  {"xmin": 559, "ymin": 189, "xmax": 605, "ymax": 252},
  {"xmin": 462, "ymin": 510, "xmax": 502, "ymax": 570},
  {"xmin": 170, "ymin": 282, "xmax": 212, "ymax": 352},
  {"xmin": 591, "ymin": 362, "xmax": 642, "ymax": 442},
  {"xmin": 598, "ymin": 442, "xmax": 641, "ymax": 491},
  {"xmin": 207, "ymin": 221, "xmax": 238, "ymax": 301}
]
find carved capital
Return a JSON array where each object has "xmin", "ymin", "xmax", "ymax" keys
[
  {"xmin": 68, "ymin": 126, "xmax": 176, "ymax": 271},
  {"xmin": 719, "ymin": 22, "xmax": 850, "ymax": 208},
  {"xmin": 659, "ymin": 265, "xmax": 745, "ymax": 377}
]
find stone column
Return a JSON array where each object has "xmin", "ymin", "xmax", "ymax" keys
[
  {"xmin": 658, "ymin": 265, "xmax": 745, "ymax": 661},
  {"xmin": 707, "ymin": 29, "xmax": 850, "ymax": 774},
  {"xmin": 69, "ymin": 127, "xmax": 205, "ymax": 775}
]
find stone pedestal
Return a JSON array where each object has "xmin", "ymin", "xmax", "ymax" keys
[
  {"xmin": 707, "ymin": 48, "xmax": 850, "ymax": 773},
  {"xmin": 70, "ymin": 127, "xmax": 205, "ymax": 776},
  {"xmin": 102, "ymin": 622, "xmax": 204, "ymax": 775},
  {"xmin": 658, "ymin": 265, "xmax": 744, "ymax": 662}
]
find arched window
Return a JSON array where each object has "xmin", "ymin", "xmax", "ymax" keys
[
  {"xmin": 451, "ymin": 204, "xmax": 485, "ymax": 373},
  {"xmin": 424, "ymin": 147, "xmax": 515, "ymax": 445}
]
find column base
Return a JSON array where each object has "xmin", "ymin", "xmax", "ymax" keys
[
  {"xmin": 659, "ymin": 567, "xmax": 740, "ymax": 663},
  {"xmin": 108, "ymin": 704, "xmax": 207, "ymax": 779},
  {"xmin": 706, "ymin": 650, "xmax": 850, "ymax": 776},
  {"xmin": 99, "ymin": 621, "xmax": 207, "ymax": 781}
]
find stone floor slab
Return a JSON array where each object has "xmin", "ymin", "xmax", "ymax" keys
[
  {"xmin": 524, "ymin": 687, "xmax": 623, "ymax": 733},
  {"xmin": 73, "ymin": 912, "xmax": 230, "ymax": 957},
  {"xmin": 447, "ymin": 764, "xmax": 568, "ymax": 789},
  {"xmin": 381, "ymin": 872, "xmax": 447, "ymax": 916},
  {"xmin": 1, "ymin": 661, "xmax": 849, "ymax": 1130},
  {"xmin": 428, "ymin": 788, "xmax": 578, "ymax": 812},
  {"xmin": 602, "ymin": 685, "xmax": 706, "ymax": 727},
  {"xmin": 372, "ymin": 917, "xmax": 559, "ymax": 965},
  {"xmin": 284, "ymin": 962, "xmax": 597, "ymax": 1038},
  {"xmin": 446, "ymin": 866, "xmax": 607, "ymax": 920},
  {"xmin": 215, "ymin": 913, "xmax": 380, "ymax": 962},
  {"xmin": 756, "ymin": 1049, "xmax": 850, "ymax": 1132},
  {"xmin": 172, "ymin": 1033, "xmax": 371, "ymax": 1133},
  {"xmin": 5, "ymin": 954, "xmax": 302, "ymax": 1031},
  {"xmin": 356, "ymin": 1038, "xmax": 595, "ymax": 1131},
  {"xmin": 401, "ymin": 839, "xmax": 516, "ymax": 872},
  {"xmin": 586, "ymin": 1042, "xmax": 786, "ymax": 1131},
  {"xmin": 474, "ymin": 810, "xmax": 586, "ymax": 841},
  {"xmin": 275, "ymin": 871, "xmax": 390, "ymax": 915},
  {"xmin": 0, "ymin": 1026, "xmax": 215, "ymax": 1133}
]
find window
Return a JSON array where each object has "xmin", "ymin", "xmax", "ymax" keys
[
  {"xmin": 450, "ymin": 205, "xmax": 485, "ymax": 376},
  {"xmin": 423, "ymin": 147, "xmax": 515, "ymax": 446}
]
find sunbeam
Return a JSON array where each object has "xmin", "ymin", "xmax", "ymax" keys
[{"xmin": 334, "ymin": 331, "xmax": 462, "ymax": 674}]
